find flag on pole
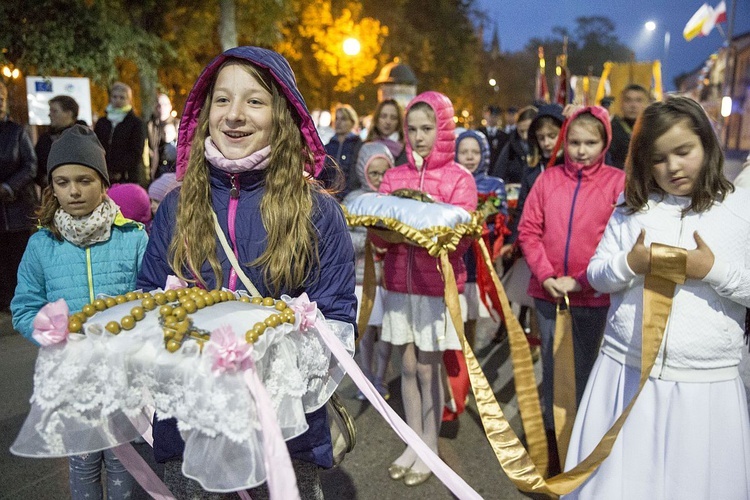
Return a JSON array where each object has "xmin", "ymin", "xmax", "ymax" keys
[
  {"xmin": 535, "ymin": 46, "xmax": 550, "ymax": 103},
  {"xmin": 684, "ymin": 1, "xmax": 727, "ymax": 41},
  {"xmin": 554, "ymin": 54, "xmax": 569, "ymax": 106}
]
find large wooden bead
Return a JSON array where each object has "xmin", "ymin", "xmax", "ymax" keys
[
  {"xmin": 68, "ymin": 317, "xmax": 83, "ymax": 333},
  {"xmin": 130, "ymin": 306, "xmax": 145, "ymax": 321},
  {"xmin": 105, "ymin": 321, "xmax": 121, "ymax": 334},
  {"xmin": 166, "ymin": 339, "xmax": 181, "ymax": 352},
  {"xmin": 82, "ymin": 304, "xmax": 96, "ymax": 317},
  {"xmin": 104, "ymin": 297, "xmax": 117, "ymax": 308},
  {"xmin": 121, "ymin": 315, "xmax": 136, "ymax": 330},
  {"xmin": 125, "ymin": 292, "xmax": 138, "ymax": 301}
]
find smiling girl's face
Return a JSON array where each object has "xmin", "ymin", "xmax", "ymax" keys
[{"xmin": 209, "ymin": 63, "xmax": 273, "ymax": 160}]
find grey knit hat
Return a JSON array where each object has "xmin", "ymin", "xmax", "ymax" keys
[{"xmin": 47, "ymin": 124, "xmax": 109, "ymax": 185}]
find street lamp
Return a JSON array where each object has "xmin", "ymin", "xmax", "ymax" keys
[
  {"xmin": 342, "ymin": 37, "xmax": 360, "ymax": 95},
  {"xmin": 643, "ymin": 21, "xmax": 670, "ymax": 90}
]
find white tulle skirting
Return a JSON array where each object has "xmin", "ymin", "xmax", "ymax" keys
[{"xmin": 563, "ymin": 352, "xmax": 750, "ymax": 500}]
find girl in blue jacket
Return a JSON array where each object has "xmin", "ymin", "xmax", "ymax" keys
[
  {"xmin": 137, "ymin": 47, "xmax": 357, "ymax": 499},
  {"xmin": 11, "ymin": 125, "xmax": 147, "ymax": 500}
]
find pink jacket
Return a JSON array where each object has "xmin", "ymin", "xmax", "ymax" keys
[
  {"xmin": 375, "ymin": 91, "xmax": 477, "ymax": 297},
  {"xmin": 518, "ymin": 106, "xmax": 625, "ymax": 307}
]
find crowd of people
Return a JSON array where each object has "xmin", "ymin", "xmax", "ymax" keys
[{"xmin": 2, "ymin": 45, "xmax": 750, "ymax": 500}]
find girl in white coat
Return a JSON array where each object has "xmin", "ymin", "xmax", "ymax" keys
[{"xmin": 565, "ymin": 97, "xmax": 750, "ymax": 499}]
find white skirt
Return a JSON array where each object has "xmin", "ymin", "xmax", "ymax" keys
[
  {"xmin": 381, "ymin": 291, "xmax": 461, "ymax": 352},
  {"xmin": 458, "ymin": 282, "xmax": 493, "ymax": 321},
  {"xmin": 354, "ymin": 285, "xmax": 385, "ymax": 326},
  {"xmin": 501, "ymin": 257, "xmax": 534, "ymax": 308},
  {"xmin": 563, "ymin": 352, "xmax": 750, "ymax": 500}
]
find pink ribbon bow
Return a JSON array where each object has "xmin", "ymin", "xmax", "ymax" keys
[
  {"xmin": 32, "ymin": 298, "xmax": 70, "ymax": 346},
  {"xmin": 207, "ymin": 325, "xmax": 252, "ymax": 375},
  {"xmin": 164, "ymin": 275, "xmax": 188, "ymax": 291},
  {"xmin": 287, "ymin": 293, "xmax": 318, "ymax": 332}
]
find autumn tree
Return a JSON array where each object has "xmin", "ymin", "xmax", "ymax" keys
[{"xmin": 278, "ymin": 0, "xmax": 388, "ymax": 109}]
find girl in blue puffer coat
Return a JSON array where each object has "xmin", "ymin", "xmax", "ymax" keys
[
  {"xmin": 11, "ymin": 125, "xmax": 147, "ymax": 500},
  {"xmin": 137, "ymin": 47, "xmax": 356, "ymax": 499}
]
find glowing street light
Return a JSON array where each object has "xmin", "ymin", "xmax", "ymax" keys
[
  {"xmin": 645, "ymin": 21, "xmax": 656, "ymax": 32},
  {"xmin": 488, "ymin": 78, "xmax": 497, "ymax": 86},
  {"xmin": 343, "ymin": 38, "xmax": 361, "ymax": 56}
]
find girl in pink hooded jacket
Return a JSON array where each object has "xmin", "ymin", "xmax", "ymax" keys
[
  {"xmin": 374, "ymin": 91, "xmax": 477, "ymax": 486},
  {"xmin": 517, "ymin": 106, "xmax": 625, "ymax": 469}
]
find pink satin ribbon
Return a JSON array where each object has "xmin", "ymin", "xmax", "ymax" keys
[
  {"xmin": 111, "ymin": 442, "xmax": 176, "ymax": 500},
  {"xmin": 313, "ymin": 317, "xmax": 483, "ymax": 500},
  {"xmin": 243, "ymin": 367, "xmax": 301, "ymax": 500}
]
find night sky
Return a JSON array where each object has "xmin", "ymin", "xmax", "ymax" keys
[{"xmin": 477, "ymin": 0, "xmax": 750, "ymax": 91}]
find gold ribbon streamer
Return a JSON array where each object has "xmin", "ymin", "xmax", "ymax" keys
[
  {"xmin": 462, "ymin": 239, "xmax": 686, "ymax": 496},
  {"xmin": 552, "ymin": 295, "xmax": 576, "ymax": 468},
  {"xmin": 357, "ymin": 238, "xmax": 377, "ymax": 343}
]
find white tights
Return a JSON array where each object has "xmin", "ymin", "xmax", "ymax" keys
[{"xmin": 392, "ymin": 343, "xmax": 444, "ymax": 474}]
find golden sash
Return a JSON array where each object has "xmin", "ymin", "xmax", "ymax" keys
[
  {"xmin": 552, "ymin": 296, "xmax": 576, "ymax": 467},
  {"xmin": 465, "ymin": 239, "xmax": 686, "ymax": 496}
]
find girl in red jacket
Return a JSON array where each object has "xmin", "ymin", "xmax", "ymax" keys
[
  {"xmin": 517, "ymin": 107, "xmax": 625, "ymax": 470},
  {"xmin": 373, "ymin": 91, "xmax": 477, "ymax": 486}
]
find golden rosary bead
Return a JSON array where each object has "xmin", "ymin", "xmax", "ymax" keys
[
  {"xmin": 82, "ymin": 304, "xmax": 97, "ymax": 317},
  {"xmin": 178, "ymin": 295, "xmax": 191, "ymax": 305},
  {"xmin": 251, "ymin": 296, "xmax": 263, "ymax": 305},
  {"xmin": 194, "ymin": 296, "xmax": 206, "ymax": 309},
  {"xmin": 239, "ymin": 296, "xmax": 251, "ymax": 303},
  {"xmin": 68, "ymin": 317, "xmax": 83, "ymax": 333},
  {"xmin": 218, "ymin": 291, "xmax": 229, "ymax": 302},
  {"xmin": 166, "ymin": 339, "xmax": 181, "ymax": 352},
  {"xmin": 253, "ymin": 321, "xmax": 267, "ymax": 335},
  {"xmin": 73, "ymin": 312, "xmax": 88, "ymax": 323},
  {"xmin": 154, "ymin": 292, "xmax": 167, "ymax": 305},
  {"xmin": 105, "ymin": 321, "xmax": 121, "ymax": 334},
  {"xmin": 264, "ymin": 315, "xmax": 281, "ymax": 328},
  {"xmin": 262, "ymin": 297, "xmax": 275, "ymax": 307},
  {"xmin": 131, "ymin": 306, "xmax": 145, "ymax": 321},
  {"xmin": 274, "ymin": 301, "xmax": 288, "ymax": 311},
  {"xmin": 163, "ymin": 328, "xmax": 175, "ymax": 339},
  {"xmin": 125, "ymin": 292, "xmax": 137, "ymax": 301},
  {"xmin": 121, "ymin": 315, "xmax": 136, "ymax": 330},
  {"xmin": 204, "ymin": 295, "xmax": 215, "ymax": 307},
  {"xmin": 210, "ymin": 290, "xmax": 222, "ymax": 302},
  {"xmin": 93, "ymin": 299, "xmax": 107, "ymax": 311},
  {"xmin": 176, "ymin": 288, "xmax": 188, "ymax": 297},
  {"xmin": 174, "ymin": 320, "xmax": 190, "ymax": 334},
  {"xmin": 115, "ymin": 295, "xmax": 127, "ymax": 304},
  {"xmin": 159, "ymin": 305, "xmax": 174, "ymax": 317},
  {"xmin": 105, "ymin": 297, "xmax": 117, "ymax": 308},
  {"xmin": 164, "ymin": 289, "xmax": 178, "ymax": 302},
  {"xmin": 136, "ymin": 292, "xmax": 145, "ymax": 299},
  {"xmin": 172, "ymin": 307, "xmax": 187, "ymax": 321},
  {"xmin": 284, "ymin": 311, "xmax": 296, "ymax": 324},
  {"xmin": 142, "ymin": 297, "xmax": 156, "ymax": 310},
  {"xmin": 164, "ymin": 315, "xmax": 178, "ymax": 327},
  {"xmin": 183, "ymin": 300, "xmax": 197, "ymax": 314},
  {"xmin": 245, "ymin": 331, "xmax": 256, "ymax": 343}
]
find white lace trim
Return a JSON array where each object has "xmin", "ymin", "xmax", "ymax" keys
[{"xmin": 11, "ymin": 295, "xmax": 354, "ymax": 491}]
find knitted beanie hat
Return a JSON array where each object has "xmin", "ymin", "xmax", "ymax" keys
[
  {"xmin": 147, "ymin": 172, "xmax": 181, "ymax": 202},
  {"xmin": 47, "ymin": 124, "xmax": 109, "ymax": 185},
  {"xmin": 107, "ymin": 183, "xmax": 152, "ymax": 223}
]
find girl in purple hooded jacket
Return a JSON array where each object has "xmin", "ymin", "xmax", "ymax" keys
[{"xmin": 137, "ymin": 47, "xmax": 356, "ymax": 499}]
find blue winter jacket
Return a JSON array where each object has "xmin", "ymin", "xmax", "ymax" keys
[
  {"xmin": 11, "ymin": 214, "xmax": 147, "ymax": 341},
  {"xmin": 137, "ymin": 46, "xmax": 357, "ymax": 469},
  {"xmin": 455, "ymin": 130, "xmax": 507, "ymax": 282}
]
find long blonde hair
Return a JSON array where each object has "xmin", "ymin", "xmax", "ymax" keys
[{"xmin": 169, "ymin": 60, "xmax": 319, "ymax": 294}]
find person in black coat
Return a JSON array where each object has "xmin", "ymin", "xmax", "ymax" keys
[
  {"xmin": 608, "ymin": 84, "xmax": 650, "ymax": 169},
  {"xmin": 491, "ymin": 105, "xmax": 538, "ymax": 184},
  {"xmin": 476, "ymin": 105, "xmax": 509, "ymax": 169},
  {"xmin": 34, "ymin": 95, "xmax": 87, "ymax": 187},
  {"xmin": 0, "ymin": 82, "xmax": 38, "ymax": 311},
  {"xmin": 94, "ymin": 82, "xmax": 147, "ymax": 186},
  {"xmin": 323, "ymin": 104, "xmax": 362, "ymax": 200}
]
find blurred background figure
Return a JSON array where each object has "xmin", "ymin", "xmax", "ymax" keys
[
  {"xmin": 0, "ymin": 81, "xmax": 38, "ymax": 312},
  {"xmin": 477, "ymin": 105, "xmax": 509, "ymax": 170},
  {"xmin": 34, "ymin": 95, "xmax": 87, "ymax": 187},
  {"xmin": 148, "ymin": 93, "xmax": 179, "ymax": 180},
  {"xmin": 365, "ymin": 99, "xmax": 407, "ymax": 166},
  {"xmin": 492, "ymin": 105, "xmax": 538, "ymax": 184},
  {"xmin": 94, "ymin": 82, "xmax": 147, "ymax": 186},
  {"xmin": 324, "ymin": 104, "xmax": 363, "ymax": 200},
  {"xmin": 608, "ymin": 84, "xmax": 650, "ymax": 169},
  {"xmin": 107, "ymin": 183, "xmax": 152, "ymax": 232},
  {"xmin": 503, "ymin": 106, "xmax": 518, "ymax": 134},
  {"xmin": 147, "ymin": 171, "xmax": 181, "ymax": 218}
]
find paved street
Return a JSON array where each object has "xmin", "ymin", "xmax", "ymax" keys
[{"xmin": 0, "ymin": 311, "xmax": 540, "ymax": 500}]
